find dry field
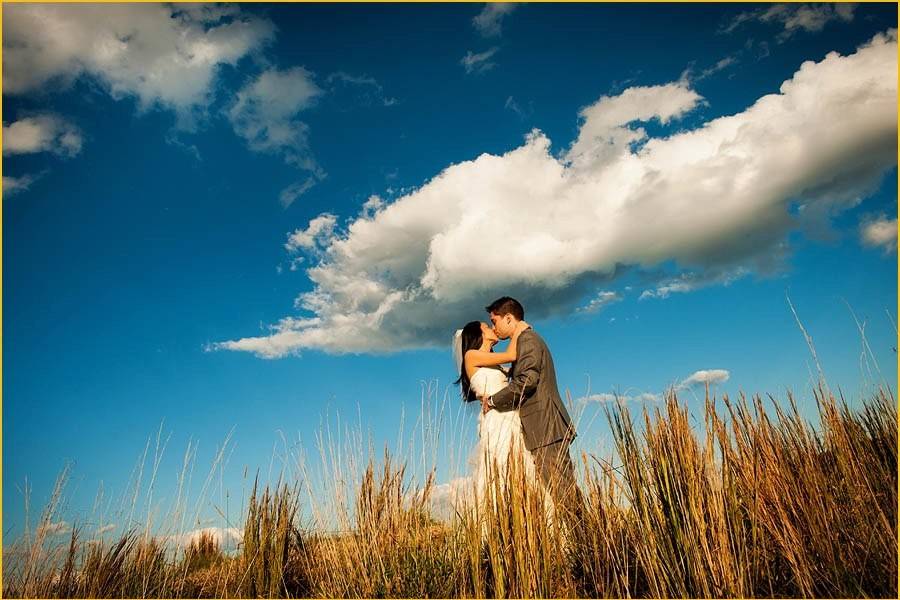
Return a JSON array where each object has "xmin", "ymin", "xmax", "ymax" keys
[{"xmin": 3, "ymin": 385, "xmax": 896, "ymax": 598}]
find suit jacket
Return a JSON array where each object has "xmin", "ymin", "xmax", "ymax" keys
[{"xmin": 490, "ymin": 329, "xmax": 576, "ymax": 451}]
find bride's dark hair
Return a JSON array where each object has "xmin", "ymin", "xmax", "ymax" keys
[{"xmin": 454, "ymin": 320, "xmax": 484, "ymax": 402}]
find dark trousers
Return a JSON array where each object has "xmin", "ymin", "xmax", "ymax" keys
[{"xmin": 531, "ymin": 437, "xmax": 583, "ymax": 524}]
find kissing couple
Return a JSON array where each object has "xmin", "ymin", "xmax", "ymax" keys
[{"xmin": 453, "ymin": 296, "xmax": 580, "ymax": 516}]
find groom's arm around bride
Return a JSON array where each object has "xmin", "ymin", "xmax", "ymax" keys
[{"xmin": 488, "ymin": 328, "xmax": 576, "ymax": 452}]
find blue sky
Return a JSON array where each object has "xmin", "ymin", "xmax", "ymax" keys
[{"xmin": 3, "ymin": 3, "xmax": 897, "ymax": 542}]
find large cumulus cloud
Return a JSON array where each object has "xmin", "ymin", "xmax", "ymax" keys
[{"xmin": 214, "ymin": 31, "xmax": 897, "ymax": 358}]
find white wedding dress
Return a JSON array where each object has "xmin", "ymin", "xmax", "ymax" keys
[{"xmin": 468, "ymin": 366, "xmax": 539, "ymax": 503}]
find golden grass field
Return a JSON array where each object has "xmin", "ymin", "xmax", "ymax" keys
[{"xmin": 3, "ymin": 385, "xmax": 896, "ymax": 598}]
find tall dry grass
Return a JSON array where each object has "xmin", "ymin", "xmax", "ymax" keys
[{"xmin": 3, "ymin": 385, "xmax": 896, "ymax": 598}]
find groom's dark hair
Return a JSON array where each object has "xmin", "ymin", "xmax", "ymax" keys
[{"xmin": 485, "ymin": 296, "xmax": 525, "ymax": 320}]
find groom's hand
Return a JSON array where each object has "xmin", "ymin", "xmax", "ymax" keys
[{"xmin": 479, "ymin": 395, "xmax": 492, "ymax": 414}]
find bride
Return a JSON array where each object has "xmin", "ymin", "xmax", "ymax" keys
[{"xmin": 453, "ymin": 319, "xmax": 538, "ymax": 504}]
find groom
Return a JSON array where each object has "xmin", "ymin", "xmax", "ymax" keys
[{"xmin": 480, "ymin": 296, "xmax": 580, "ymax": 514}]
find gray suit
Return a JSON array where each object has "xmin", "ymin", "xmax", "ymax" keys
[
  {"xmin": 489, "ymin": 329, "xmax": 580, "ymax": 515},
  {"xmin": 489, "ymin": 329, "xmax": 575, "ymax": 450}
]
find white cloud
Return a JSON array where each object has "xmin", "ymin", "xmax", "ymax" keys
[
  {"xmin": 164, "ymin": 526, "xmax": 242, "ymax": 549},
  {"xmin": 473, "ymin": 3, "xmax": 518, "ymax": 38},
  {"xmin": 564, "ymin": 82, "xmax": 703, "ymax": 171},
  {"xmin": 504, "ymin": 96, "xmax": 531, "ymax": 119},
  {"xmin": 214, "ymin": 31, "xmax": 898, "ymax": 358},
  {"xmin": 460, "ymin": 48, "xmax": 499, "ymax": 75},
  {"xmin": 3, "ymin": 115, "xmax": 83, "ymax": 157},
  {"xmin": 639, "ymin": 268, "xmax": 749, "ymax": 300},
  {"xmin": 228, "ymin": 66, "xmax": 323, "ymax": 170},
  {"xmin": 228, "ymin": 66, "xmax": 326, "ymax": 205},
  {"xmin": 259, "ymin": 71, "xmax": 396, "ymax": 207},
  {"xmin": 2, "ymin": 4, "xmax": 340, "ymax": 207},
  {"xmin": 326, "ymin": 71, "xmax": 397, "ymax": 107},
  {"xmin": 2, "ymin": 173, "xmax": 42, "ymax": 197},
  {"xmin": 173, "ymin": 3, "xmax": 241, "ymax": 25},
  {"xmin": 97, "ymin": 523, "xmax": 116, "ymax": 534},
  {"xmin": 279, "ymin": 177, "xmax": 318, "ymax": 208},
  {"xmin": 421, "ymin": 477, "xmax": 473, "ymax": 521},
  {"xmin": 580, "ymin": 392, "xmax": 661, "ymax": 404},
  {"xmin": 3, "ymin": 115, "xmax": 81, "ymax": 200},
  {"xmin": 37, "ymin": 520, "xmax": 71, "ymax": 536},
  {"xmin": 362, "ymin": 195, "xmax": 385, "ymax": 217},
  {"xmin": 288, "ymin": 257, "xmax": 304, "ymax": 272},
  {"xmin": 2, "ymin": 3, "xmax": 275, "ymax": 121},
  {"xmin": 677, "ymin": 369, "xmax": 730, "ymax": 390},
  {"xmin": 702, "ymin": 56, "xmax": 738, "ymax": 78},
  {"xmin": 724, "ymin": 3, "xmax": 857, "ymax": 40},
  {"xmin": 682, "ymin": 56, "xmax": 739, "ymax": 83},
  {"xmin": 860, "ymin": 215, "xmax": 897, "ymax": 253},
  {"xmin": 577, "ymin": 291, "xmax": 622, "ymax": 313},
  {"xmin": 285, "ymin": 214, "xmax": 338, "ymax": 253}
]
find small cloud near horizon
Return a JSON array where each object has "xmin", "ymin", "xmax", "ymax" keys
[
  {"xmin": 676, "ymin": 369, "xmax": 731, "ymax": 390},
  {"xmin": 163, "ymin": 526, "xmax": 242, "ymax": 549},
  {"xmin": 579, "ymin": 392, "xmax": 661, "ymax": 404},
  {"xmin": 37, "ymin": 520, "xmax": 72, "ymax": 536}
]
